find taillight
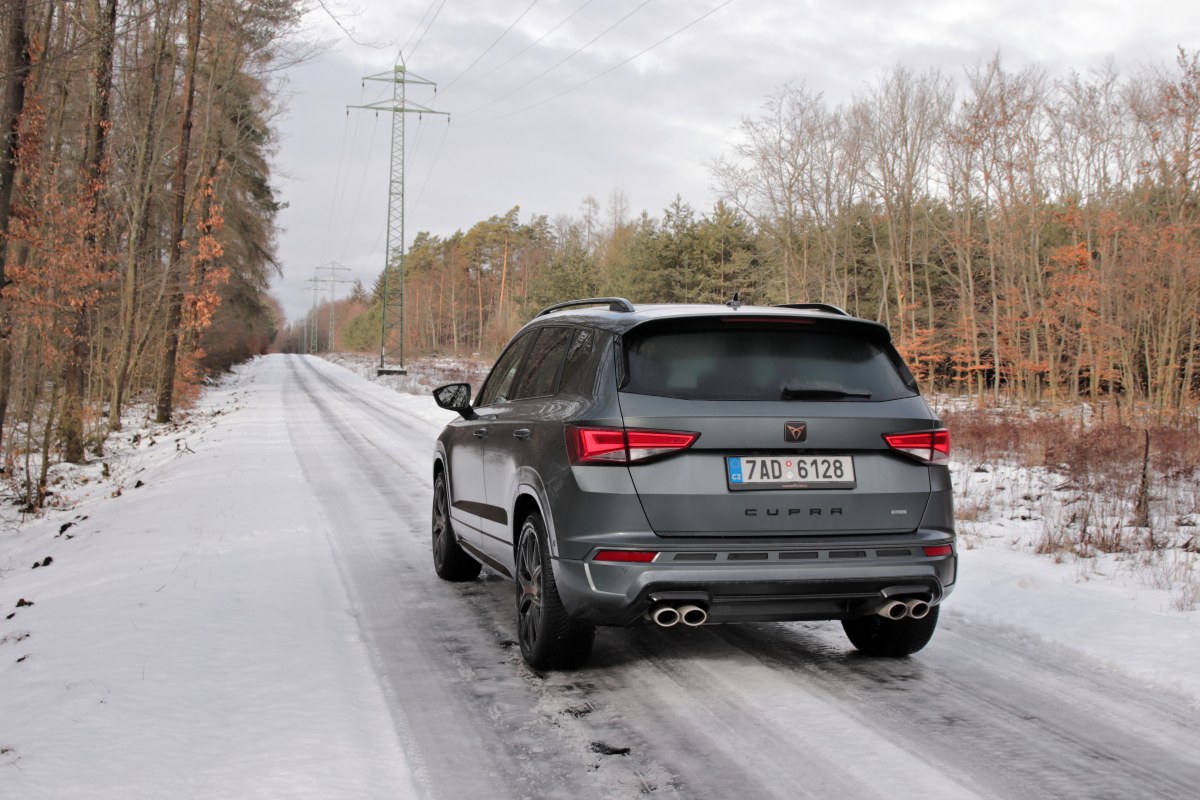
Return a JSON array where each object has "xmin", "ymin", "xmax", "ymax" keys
[
  {"xmin": 593, "ymin": 550, "xmax": 658, "ymax": 563},
  {"xmin": 883, "ymin": 429, "xmax": 950, "ymax": 465},
  {"xmin": 568, "ymin": 427, "xmax": 699, "ymax": 465},
  {"xmin": 572, "ymin": 428, "xmax": 627, "ymax": 462},
  {"xmin": 923, "ymin": 545, "xmax": 953, "ymax": 557}
]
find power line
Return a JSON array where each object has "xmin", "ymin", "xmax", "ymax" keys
[
  {"xmin": 406, "ymin": 115, "xmax": 429, "ymax": 174},
  {"xmin": 438, "ymin": 0, "xmax": 597, "ymax": 99},
  {"xmin": 399, "ymin": 0, "xmax": 442, "ymax": 63},
  {"xmin": 457, "ymin": 0, "xmax": 655, "ymax": 118},
  {"xmin": 339, "ymin": 113, "xmax": 381, "ymax": 261},
  {"xmin": 408, "ymin": 0, "xmax": 450, "ymax": 60},
  {"xmin": 439, "ymin": 0, "xmax": 541, "ymax": 95},
  {"xmin": 411, "ymin": 120, "xmax": 452, "ymax": 227},
  {"xmin": 318, "ymin": 109, "xmax": 353, "ymax": 266},
  {"xmin": 468, "ymin": 0, "xmax": 736, "ymax": 125}
]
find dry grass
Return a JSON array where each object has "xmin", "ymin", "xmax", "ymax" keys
[
  {"xmin": 945, "ymin": 407, "xmax": 1200, "ymax": 491},
  {"xmin": 944, "ymin": 402, "xmax": 1200, "ymax": 603}
]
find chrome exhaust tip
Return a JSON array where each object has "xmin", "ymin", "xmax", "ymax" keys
[
  {"xmin": 877, "ymin": 600, "xmax": 909, "ymax": 620},
  {"xmin": 651, "ymin": 605, "xmax": 681, "ymax": 627},
  {"xmin": 678, "ymin": 604, "xmax": 708, "ymax": 627},
  {"xmin": 905, "ymin": 599, "xmax": 931, "ymax": 619}
]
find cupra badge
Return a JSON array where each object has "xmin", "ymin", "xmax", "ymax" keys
[{"xmin": 785, "ymin": 422, "xmax": 807, "ymax": 442}]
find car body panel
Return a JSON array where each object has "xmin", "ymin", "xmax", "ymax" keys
[{"xmin": 437, "ymin": 417, "xmax": 486, "ymax": 547}]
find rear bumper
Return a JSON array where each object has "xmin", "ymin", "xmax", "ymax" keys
[{"xmin": 552, "ymin": 538, "xmax": 956, "ymax": 626}]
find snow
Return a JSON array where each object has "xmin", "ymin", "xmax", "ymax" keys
[
  {"xmin": 953, "ymin": 544, "xmax": 1200, "ymax": 699},
  {"xmin": 1, "ymin": 360, "xmax": 419, "ymax": 798},
  {"xmin": 2, "ymin": 353, "xmax": 1198, "ymax": 797}
]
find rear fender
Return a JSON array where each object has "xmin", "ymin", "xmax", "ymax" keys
[{"xmin": 514, "ymin": 468, "xmax": 557, "ymax": 557}]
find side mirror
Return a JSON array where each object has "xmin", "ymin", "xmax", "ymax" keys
[{"xmin": 433, "ymin": 382, "xmax": 476, "ymax": 419}]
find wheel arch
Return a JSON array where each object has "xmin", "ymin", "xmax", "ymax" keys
[
  {"xmin": 432, "ymin": 443, "xmax": 448, "ymax": 482},
  {"xmin": 512, "ymin": 475, "xmax": 559, "ymax": 559}
]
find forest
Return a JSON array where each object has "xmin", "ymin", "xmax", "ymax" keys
[
  {"xmin": 0, "ymin": 0, "xmax": 303, "ymax": 506},
  {"xmin": 289, "ymin": 50, "xmax": 1200, "ymax": 421},
  {"xmin": 1, "ymin": 0, "xmax": 1198, "ymax": 510}
]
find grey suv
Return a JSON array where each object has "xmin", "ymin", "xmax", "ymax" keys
[{"xmin": 432, "ymin": 298, "xmax": 955, "ymax": 669}]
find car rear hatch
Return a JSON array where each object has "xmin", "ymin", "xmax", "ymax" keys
[{"xmin": 612, "ymin": 314, "xmax": 941, "ymax": 538}]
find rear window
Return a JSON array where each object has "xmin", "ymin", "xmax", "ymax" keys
[{"xmin": 622, "ymin": 326, "xmax": 917, "ymax": 401}]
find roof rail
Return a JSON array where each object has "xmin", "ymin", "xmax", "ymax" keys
[
  {"xmin": 774, "ymin": 302, "xmax": 851, "ymax": 317},
  {"xmin": 537, "ymin": 297, "xmax": 636, "ymax": 317}
]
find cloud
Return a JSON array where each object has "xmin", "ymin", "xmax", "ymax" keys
[{"xmin": 271, "ymin": 0, "xmax": 1200, "ymax": 321}]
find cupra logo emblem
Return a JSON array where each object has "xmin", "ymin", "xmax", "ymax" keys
[{"xmin": 785, "ymin": 422, "xmax": 807, "ymax": 442}]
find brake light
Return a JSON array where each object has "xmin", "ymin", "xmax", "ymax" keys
[
  {"xmin": 923, "ymin": 545, "xmax": 953, "ymax": 557},
  {"xmin": 720, "ymin": 316, "xmax": 814, "ymax": 325},
  {"xmin": 883, "ymin": 429, "xmax": 950, "ymax": 464},
  {"xmin": 572, "ymin": 428, "xmax": 627, "ymax": 462},
  {"xmin": 569, "ymin": 427, "xmax": 699, "ymax": 465},
  {"xmin": 593, "ymin": 550, "xmax": 658, "ymax": 563}
]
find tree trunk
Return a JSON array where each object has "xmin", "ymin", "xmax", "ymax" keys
[
  {"xmin": 60, "ymin": 0, "xmax": 119, "ymax": 464},
  {"xmin": 109, "ymin": 9, "xmax": 171, "ymax": 430},
  {"xmin": 0, "ymin": 0, "xmax": 32, "ymax": 454},
  {"xmin": 155, "ymin": 0, "xmax": 202, "ymax": 424}
]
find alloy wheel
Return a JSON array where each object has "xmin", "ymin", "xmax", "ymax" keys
[{"xmin": 516, "ymin": 523, "xmax": 544, "ymax": 653}]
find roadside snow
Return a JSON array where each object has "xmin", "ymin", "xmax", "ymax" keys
[
  {"xmin": 947, "ymin": 456, "xmax": 1200, "ymax": 702},
  {"xmin": 0, "ymin": 361, "xmax": 418, "ymax": 798},
  {"xmin": 953, "ymin": 542, "xmax": 1200, "ymax": 700}
]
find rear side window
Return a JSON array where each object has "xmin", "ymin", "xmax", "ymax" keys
[
  {"xmin": 478, "ymin": 332, "xmax": 534, "ymax": 406},
  {"xmin": 512, "ymin": 327, "xmax": 573, "ymax": 400},
  {"xmin": 623, "ymin": 326, "xmax": 917, "ymax": 401},
  {"xmin": 558, "ymin": 328, "xmax": 596, "ymax": 395}
]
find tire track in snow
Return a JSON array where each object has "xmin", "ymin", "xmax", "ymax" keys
[{"xmin": 282, "ymin": 355, "xmax": 683, "ymax": 799}]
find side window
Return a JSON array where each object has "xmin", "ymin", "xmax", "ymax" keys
[
  {"xmin": 477, "ymin": 332, "xmax": 533, "ymax": 406},
  {"xmin": 558, "ymin": 328, "xmax": 596, "ymax": 395},
  {"xmin": 512, "ymin": 327, "xmax": 573, "ymax": 400}
]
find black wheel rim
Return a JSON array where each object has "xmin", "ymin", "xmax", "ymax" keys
[
  {"xmin": 432, "ymin": 478, "xmax": 449, "ymax": 569},
  {"xmin": 516, "ymin": 523, "xmax": 543, "ymax": 653}
]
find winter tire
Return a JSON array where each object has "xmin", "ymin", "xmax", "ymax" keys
[
  {"xmin": 432, "ymin": 471, "xmax": 482, "ymax": 581},
  {"xmin": 842, "ymin": 605, "xmax": 940, "ymax": 657},
  {"xmin": 515, "ymin": 511, "xmax": 595, "ymax": 669}
]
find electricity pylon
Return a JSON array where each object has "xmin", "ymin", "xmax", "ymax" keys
[
  {"xmin": 305, "ymin": 277, "xmax": 320, "ymax": 353},
  {"xmin": 315, "ymin": 262, "xmax": 353, "ymax": 352},
  {"xmin": 349, "ymin": 57, "xmax": 448, "ymax": 375}
]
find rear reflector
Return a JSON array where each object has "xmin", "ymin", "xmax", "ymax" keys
[
  {"xmin": 593, "ymin": 550, "xmax": 658, "ymax": 563},
  {"xmin": 923, "ymin": 545, "xmax": 953, "ymax": 557},
  {"xmin": 883, "ymin": 429, "xmax": 950, "ymax": 464},
  {"xmin": 569, "ymin": 426, "xmax": 699, "ymax": 465}
]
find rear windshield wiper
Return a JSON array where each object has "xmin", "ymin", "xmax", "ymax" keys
[{"xmin": 781, "ymin": 387, "xmax": 873, "ymax": 400}]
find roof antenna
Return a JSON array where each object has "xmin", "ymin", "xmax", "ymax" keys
[{"xmin": 725, "ymin": 292, "xmax": 742, "ymax": 310}]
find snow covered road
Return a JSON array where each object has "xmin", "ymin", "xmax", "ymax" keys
[
  {"xmin": 4, "ymin": 353, "xmax": 1200, "ymax": 799},
  {"xmin": 280, "ymin": 354, "xmax": 1200, "ymax": 800}
]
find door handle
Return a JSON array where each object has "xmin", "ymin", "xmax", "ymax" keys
[
  {"xmin": 513, "ymin": 429, "xmax": 531, "ymax": 440},
  {"xmin": 472, "ymin": 428, "xmax": 488, "ymax": 439}
]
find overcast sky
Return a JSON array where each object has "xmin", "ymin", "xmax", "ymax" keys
[{"xmin": 270, "ymin": 0, "xmax": 1200, "ymax": 322}]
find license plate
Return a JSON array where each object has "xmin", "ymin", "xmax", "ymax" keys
[{"xmin": 726, "ymin": 455, "xmax": 856, "ymax": 491}]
